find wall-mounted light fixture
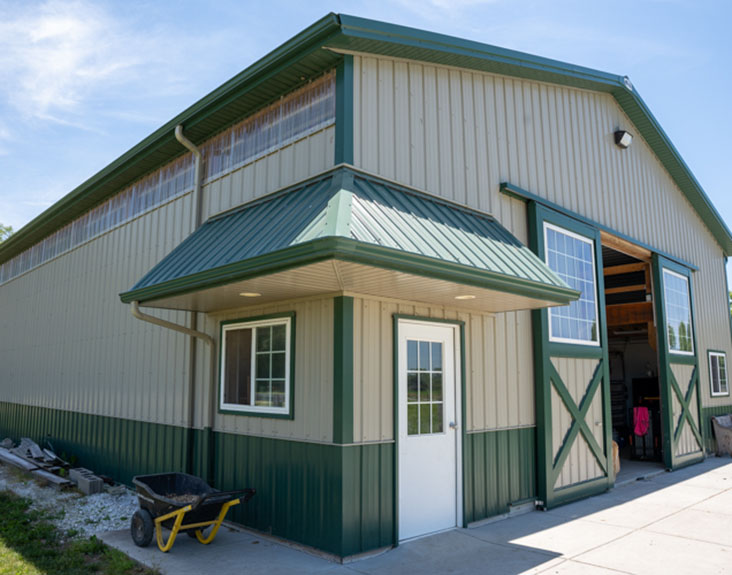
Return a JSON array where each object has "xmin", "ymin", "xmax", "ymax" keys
[{"xmin": 614, "ymin": 130, "xmax": 633, "ymax": 149}]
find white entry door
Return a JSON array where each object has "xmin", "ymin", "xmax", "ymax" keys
[{"xmin": 398, "ymin": 320, "xmax": 461, "ymax": 540}]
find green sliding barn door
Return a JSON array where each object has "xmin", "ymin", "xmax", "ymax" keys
[
  {"xmin": 529, "ymin": 203, "xmax": 613, "ymax": 508},
  {"xmin": 652, "ymin": 255, "xmax": 704, "ymax": 469}
]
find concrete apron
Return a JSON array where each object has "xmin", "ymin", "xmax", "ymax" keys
[{"xmin": 102, "ymin": 457, "xmax": 732, "ymax": 575}]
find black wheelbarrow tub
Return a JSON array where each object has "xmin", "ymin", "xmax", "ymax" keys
[{"xmin": 133, "ymin": 472, "xmax": 255, "ymax": 528}]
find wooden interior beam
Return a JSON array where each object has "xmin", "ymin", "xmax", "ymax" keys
[
  {"xmin": 604, "ymin": 263, "xmax": 647, "ymax": 276},
  {"xmin": 606, "ymin": 301, "xmax": 654, "ymax": 326},
  {"xmin": 605, "ymin": 284, "xmax": 647, "ymax": 295},
  {"xmin": 601, "ymin": 231, "xmax": 652, "ymax": 261}
]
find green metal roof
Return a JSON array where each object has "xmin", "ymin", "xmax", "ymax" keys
[
  {"xmin": 120, "ymin": 167, "xmax": 578, "ymax": 305},
  {"xmin": 4, "ymin": 13, "xmax": 730, "ymax": 266}
]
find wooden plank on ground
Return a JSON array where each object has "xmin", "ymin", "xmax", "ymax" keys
[{"xmin": 31, "ymin": 469, "xmax": 73, "ymax": 489}]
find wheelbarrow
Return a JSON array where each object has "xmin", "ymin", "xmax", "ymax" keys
[{"xmin": 131, "ymin": 472, "xmax": 255, "ymax": 552}]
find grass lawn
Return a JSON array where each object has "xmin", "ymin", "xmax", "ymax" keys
[{"xmin": 0, "ymin": 490, "xmax": 158, "ymax": 575}]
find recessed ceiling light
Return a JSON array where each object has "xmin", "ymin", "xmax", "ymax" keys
[
  {"xmin": 239, "ymin": 292, "xmax": 262, "ymax": 297},
  {"xmin": 454, "ymin": 294, "xmax": 476, "ymax": 300}
]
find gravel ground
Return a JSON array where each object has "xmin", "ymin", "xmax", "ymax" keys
[{"xmin": 0, "ymin": 461, "xmax": 138, "ymax": 539}]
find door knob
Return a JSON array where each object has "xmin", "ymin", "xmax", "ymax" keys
[{"xmin": 449, "ymin": 421, "xmax": 458, "ymax": 430}]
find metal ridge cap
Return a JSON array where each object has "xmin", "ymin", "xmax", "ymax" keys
[{"xmin": 335, "ymin": 13, "xmax": 625, "ymax": 88}]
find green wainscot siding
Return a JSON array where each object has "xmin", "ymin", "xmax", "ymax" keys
[
  {"xmin": 701, "ymin": 405, "xmax": 732, "ymax": 453},
  {"xmin": 0, "ymin": 401, "xmax": 189, "ymax": 486},
  {"xmin": 213, "ymin": 432, "xmax": 394, "ymax": 557},
  {"xmin": 463, "ymin": 427, "xmax": 536, "ymax": 524}
]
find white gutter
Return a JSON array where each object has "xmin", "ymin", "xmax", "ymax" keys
[{"xmin": 174, "ymin": 125, "xmax": 204, "ymax": 230}]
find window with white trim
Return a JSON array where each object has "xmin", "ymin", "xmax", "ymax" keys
[
  {"xmin": 544, "ymin": 222, "xmax": 599, "ymax": 345},
  {"xmin": 709, "ymin": 351, "xmax": 728, "ymax": 397},
  {"xmin": 220, "ymin": 316, "xmax": 292, "ymax": 415},
  {"xmin": 663, "ymin": 269, "xmax": 694, "ymax": 354}
]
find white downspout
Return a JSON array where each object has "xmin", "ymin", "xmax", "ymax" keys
[
  {"xmin": 175, "ymin": 125, "xmax": 204, "ymax": 229},
  {"xmin": 130, "ymin": 301, "xmax": 217, "ymax": 482}
]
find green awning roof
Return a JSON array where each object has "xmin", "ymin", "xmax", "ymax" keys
[{"xmin": 120, "ymin": 167, "xmax": 578, "ymax": 310}]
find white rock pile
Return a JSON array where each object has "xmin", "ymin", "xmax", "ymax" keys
[{"xmin": 0, "ymin": 462, "xmax": 138, "ymax": 539}]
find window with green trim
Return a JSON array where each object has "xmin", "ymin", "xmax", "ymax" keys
[
  {"xmin": 544, "ymin": 222, "xmax": 599, "ymax": 345},
  {"xmin": 709, "ymin": 351, "xmax": 728, "ymax": 397},
  {"xmin": 663, "ymin": 269, "xmax": 693, "ymax": 355},
  {"xmin": 220, "ymin": 317, "xmax": 291, "ymax": 414}
]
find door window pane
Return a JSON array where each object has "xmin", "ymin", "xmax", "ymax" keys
[{"xmin": 406, "ymin": 339, "xmax": 445, "ymax": 436}]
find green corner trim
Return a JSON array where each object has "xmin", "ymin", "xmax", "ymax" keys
[
  {"xmin": 335, "ymin": 55, "xmax": 354, "ymax": 165},
  {"xmin": 333, "ymin": 296, "xmax": 354, "ymax": 444}
]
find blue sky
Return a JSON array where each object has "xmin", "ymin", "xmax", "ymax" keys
[{"xmin": 1, "ymin": 0, "xmax": 730, "ymax": 281}]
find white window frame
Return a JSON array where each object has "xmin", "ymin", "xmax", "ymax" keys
[
  {"xmin": 544, "ymin": 222, "xmax": 600, "ymax": 346},
  {"xmin": 709, "ymin": 351, "xmax": 729, "ymax": 397},
  {"xmin": 662, "ymin": 268, "xmax": 694, "ymax": 356},
  {"xmin": 219, "ymin": 316, "xmax": 292, "ymax": 415}
]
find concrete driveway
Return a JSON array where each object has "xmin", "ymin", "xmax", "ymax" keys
[{"xmin": 102, "ymin": 457, "xmax": 732, "ymax": 574}]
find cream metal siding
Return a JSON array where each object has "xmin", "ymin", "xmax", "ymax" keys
[
  {"xmin": 352, "ymin": 54, "xmax": 732, "ymax": 410},
  {"xmin": 352, "ymin": 295, "xmax": 534, "ymax": 443},
  {"xmin": 550, "ymin": 358, "xmax": 604, "ymax": 488},
  {"xmin": 0, "ymin": 126, "xmax": 334, "ymax": 431},
  {"xmin": 206, "ymin": 298, "xmax": 334, "ymax": 443},
  {"xmin": 202, "ymin": 126, "xmax": 335, "ymax": 219},
  {"xmin": 0, "ymin": 195, "xmax": 194, "ymax": 427}
]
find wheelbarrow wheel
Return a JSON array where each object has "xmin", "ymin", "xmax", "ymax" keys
[{"xmin": 131, "ymin": 509, "xmax": 154, "ymax": 547}]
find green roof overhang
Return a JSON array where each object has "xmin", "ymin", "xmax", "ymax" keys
[
  {"xmin": 120, "ymin": 167, "xmax": 578, "ymax": 312},
  {"xmin": 4, "ymin": 13, "xmax": 730, "ymax": 267}
]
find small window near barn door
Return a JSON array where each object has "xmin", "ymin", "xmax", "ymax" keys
[
  {"xmin": 709, "ymin": 351, "xmax": 729, "ymax": 397},
  {"xmin": 544, "ymin": 222, "xmax": 600, "ymax": 346},
  {"xmin": 220, "ymin": 315, "xmax": 293, "ymax": 416},
  {"xmin": 662, "ymin": 269, "xmax": 694, "ymax": 355}
]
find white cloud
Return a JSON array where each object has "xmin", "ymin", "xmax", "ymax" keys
[{"xmin": 0, "ymin": 0, "xmax": 214, "ymax": 127}]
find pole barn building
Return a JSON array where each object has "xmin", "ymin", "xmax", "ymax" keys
[{"xmin": 1, "ymin": 14, "xmax": 731, "ymax": 558}]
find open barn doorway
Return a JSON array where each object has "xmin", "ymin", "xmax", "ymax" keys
[{"xmin": 602, "ymin": 235, "xmax": 666, "ymax": 482}]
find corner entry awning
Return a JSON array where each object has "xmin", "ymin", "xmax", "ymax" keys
[{"xmin": 120, "ymin": 167, "xmax": 579, "ymax": 313}]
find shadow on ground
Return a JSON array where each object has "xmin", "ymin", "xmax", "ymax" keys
[{"xmin": 103, "ymin": 457, "xmax": 732, "ymax": 575}]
